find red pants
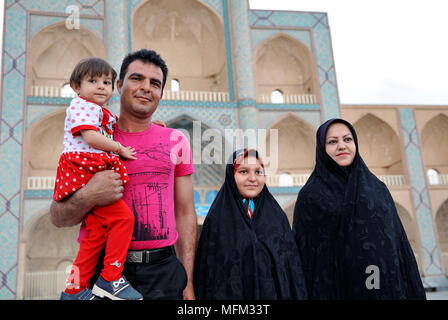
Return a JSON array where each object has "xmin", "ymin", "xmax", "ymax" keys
[{"xmin": 65, "ymin": 199, "xmax": 134, "ymax": 291}]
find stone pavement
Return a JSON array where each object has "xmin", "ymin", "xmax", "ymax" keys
[{"xmin": 426, "ymin": 289, "xmax": 448, "ymax": 300}]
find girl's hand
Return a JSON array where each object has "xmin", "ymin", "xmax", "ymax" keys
[{"xmin": 119, "ymin": 144, "xmax": 137, "ymax": 160}]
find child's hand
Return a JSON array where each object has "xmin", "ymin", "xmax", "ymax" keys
[
  {"xmin": 152, "ymin": 119, "xmax": 166, "ymax": 127},
  {"xmin": 119, "ymin": 144, "xmax": 137, "ymax": 160}
]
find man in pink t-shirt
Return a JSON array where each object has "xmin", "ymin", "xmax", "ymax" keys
[
  {"xmin": 50, "ymin": 49, "xmax": 197, "ymax": 300},
  {"xmin": 115, "ymin": 123, "xmax": 194, "ymax": 250}
]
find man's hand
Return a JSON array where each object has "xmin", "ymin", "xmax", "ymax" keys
[
  {"xmin": 174, "ymin": 175, "xmax": 197, "ymax": 300},
  {"xmin": 50, "ymin": 170, "xmax": 124, "ymax": 227},
  {"xmin": 82, "ymin": 170, "xmax": 124, "ymax": 206}
]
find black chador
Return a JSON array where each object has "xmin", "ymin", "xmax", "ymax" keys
[
  {"xmin": 292, "ymin": 118, "xmax": 426, "ymax": 300},
  {"xmin": 194, "ymin": 149, "xmax": 308, "ymax": 300}
]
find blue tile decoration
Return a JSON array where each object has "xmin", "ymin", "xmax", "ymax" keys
[
  {"xmin": 228, "ymin": 1, "xmax": 258, "ymax": 130},
  {"xmin": 399, "ymin": 109, "xmax": 443, "ymax": 276},
  {"xmin": 105, "ymin": 0, "xmax": 127, "ymax": 72},
  {"xmin": 29, "ymin": 15, "xmax": 104, "ymax": 44},
  {"xmin": 222, "ymin": 0, "xmax": 235, "ymax": 101},
  {"xmin": 153, "ymin": 103, "xmax": 238, "ymax": 133},
  {"xmin": 229, "ymin": 0, "xmax": 256, "ymax": 102},
  {"xmin": 15, "ymin": 0, "xmax": 104, "ymax": 16}
]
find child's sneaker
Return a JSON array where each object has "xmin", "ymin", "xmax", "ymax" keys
[
  {"xmin": 92, "ymin": 275, "xmax": 143, "ymax": 300},
  {"xmin": 60, "ymin": 288, "xmax": 101, "ymax": 300}
]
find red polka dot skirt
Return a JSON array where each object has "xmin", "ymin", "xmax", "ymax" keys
[{"xmin": 53, "ymin": 152, "xmax": 128, "ymax": 201}]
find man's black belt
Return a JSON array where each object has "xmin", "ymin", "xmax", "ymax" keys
[{"xmin": 126, "ymin": 246, "xmax": 175, "ymax": 264}]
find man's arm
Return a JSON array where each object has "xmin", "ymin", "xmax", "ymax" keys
[
  {"xmin": 50, "ymin": 170, "xmax": 124, "ymax": 227},
  {"xmin": 174, "ymin": 174, "xmax": 198, "ymax": 300}
]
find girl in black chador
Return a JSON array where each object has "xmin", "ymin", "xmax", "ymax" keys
[
  {"xmin": 194, "ymin": 149, "xmax": 308, "ymax": 300},
  {"xmin": 292, "ymin": 118, "xmax": 426, "ymax": 300}
]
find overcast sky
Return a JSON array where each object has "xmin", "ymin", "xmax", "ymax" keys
[
  {"xmin": 249, "ymin": 0, "xmax": 448, "ymax": 105},
  {"xmin": 1, "ymin": 0, "xmax": 448, "ymax": 105}
]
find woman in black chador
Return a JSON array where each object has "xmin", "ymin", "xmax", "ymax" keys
[
  {"xmin": 292, "ymin": 118, "xmax": 426, "ymax": 300},
  {"xmin": 194, "ymin": 149, "xmax": 308, "ymax": 300}
]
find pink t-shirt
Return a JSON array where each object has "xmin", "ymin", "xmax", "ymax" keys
[{"xmin": 78, "ymin": 123, "xmax": 194, "ymax": 250}]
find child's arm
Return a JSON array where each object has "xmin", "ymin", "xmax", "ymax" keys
[{"xmin": 81, "ymin": 129, "xmax": 137, "ymax": 160}]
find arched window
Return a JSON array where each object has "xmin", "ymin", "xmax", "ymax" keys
[
  {"xmin": 61, "ymin": 83, "xmax": 76, "ymax": 98},
  {"xmin": 427, "ymin": 168, "xmax": 440, "ymax": 185},
  {"xmin": 171, "ymin": 79, "xmax": 180, "ymax": 92},
  {"xmin": 279, "ymin": 172, "xmax": 293, "ymax": 187},
  {"xmin": 271, "ymin": 89, "xmax": 284, "ymax": 104}
]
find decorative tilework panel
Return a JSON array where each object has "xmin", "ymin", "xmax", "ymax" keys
[
  {"xmin": 399, "ymin": 109, "xmax": 443, "ymax": 276},
  {"xmin": 222, "ymin": 0, "xmax": 235, "ymax": 101},
  {"xmin": 238, "ymin": 106, "xmax": 258, "ymax": 131},
  {"xmin": 18, "ymin": 0, "xmax": 104, "ymax": 16},
  {"xmin": 250, "ymin": 10, "xmax": 326, "ymax": 29},
  {"xmin": 2, "ymin": 74, "xmax": 25, "ymax": 126},
  {"xmin": 0, "ymin": 206, "xmax": 18, "ymax": 298},
  {"xmin": 153, "ymin": 105, "xmax": 238, "ymax": 133},
  {"xmin": 4, "ymin": 5, "xmax": 27, "ymax": 57},
  {"xmin": 105, "ymin": 0, "xmax": 127, "ymax": 72},
  {"xmin": 29, "ymin": 15, "xmax": 104, "ymax": 44},
  {"xmin": 229, "ymin": 0, "xmax": 256, "ymax": 100},
  {"xmin": 202, "ymin": 0, "xmax": 224, "ymax": 19}
]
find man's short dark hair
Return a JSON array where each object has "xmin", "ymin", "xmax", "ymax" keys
[
  {"xmin": 70, "ymin": 57, "xmax": 117, "ymax": 90},
  {"xmin": 119, "ymin": 49, "xmax": 169, "ymax": 92}
]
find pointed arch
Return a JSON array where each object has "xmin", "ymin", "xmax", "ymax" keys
[
  {"xmin": 26, "ymin": 21, "xmax": 106, "ymax": 95},
  {"xmin": 353, "ymin": 113, "xmax": 404, "ymax": 175},
  {"xmin": 132, "ymin": 0, "xmax": 228, "ymax": 92},
  {"xmin": 421, "ymin": 114, "xmax": 448, "ymax": 174},
  {"xmin": 267, "ymin": 113, "xmax": 316, "ymax": 174},
  {"xmin": 395, "ymin": 202, "xmax": 423, "ymax": 274},
  {"xmin": 21, "ymin": 208, "xmax": 80, "ymax": 298},
  {"xmin": 253, "ymin": 33, "xmax": 319, "ymax": 101},
  {"xmin": 435, "ymin": 198, "xmax": 448, "ymax": 274},
  {"xmin": 22, "ymin": 109, "xmax": 66, "ymax": 185}
]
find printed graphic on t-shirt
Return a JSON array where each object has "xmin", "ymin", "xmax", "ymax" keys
[{"xmin": 125, "ymin": 143, "xmax": 173, "ymax": 242}]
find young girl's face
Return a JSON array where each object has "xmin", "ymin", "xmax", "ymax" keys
[
  {"xmin": 74, "ymin": 73, "xmax": 113, "ymax": 106},
  {"xmin": 234, "ymin": 156, "xmax": 265, "ymax": 198}
]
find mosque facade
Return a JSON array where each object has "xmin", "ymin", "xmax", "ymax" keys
[{"xmin": 1, "ymin": 0, "xmax": 447, "ymax": 299}]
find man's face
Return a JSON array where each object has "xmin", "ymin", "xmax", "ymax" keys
[{"xmin": 117, "ymin": 60, "xmax": 164, "ymax": 120}]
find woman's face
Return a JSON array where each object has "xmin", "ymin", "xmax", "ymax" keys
[
  {"xmin": 234, "ymin": 156, "xmax": 266, "ymax": 198},
  {"xmin": 325, "ymin": 122, "xmax": 357, "ymax": 167}
]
